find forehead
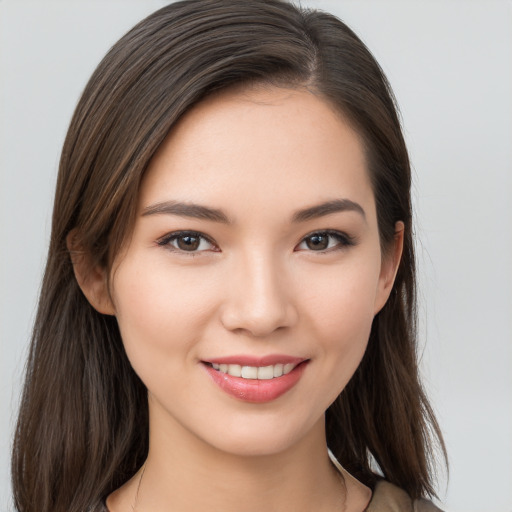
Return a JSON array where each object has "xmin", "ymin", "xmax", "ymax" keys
[{"xmin": 140, "ymin": 86, "xmax": 375, "ymax": 222}]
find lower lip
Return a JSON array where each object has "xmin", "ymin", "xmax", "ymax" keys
[{"xmin": 202, "ymin": 362, "xmax": 307, "ymax": 403}]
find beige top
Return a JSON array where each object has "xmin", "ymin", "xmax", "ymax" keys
[
  {"xmin": 366, "ymin": 480, "xmax": 443, "ymax": 511},
  {"xmin": 327, "ymin": 450, "xmax": 442, "ymax": 511}
]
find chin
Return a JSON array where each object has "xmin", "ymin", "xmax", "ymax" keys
[
  {"xmin": 205, "ymin": 433, "xmax": 300, "ymax": 458},
  {"xmin": 194, "ymin": 413, "xmax": 325, "ymax": 459}
]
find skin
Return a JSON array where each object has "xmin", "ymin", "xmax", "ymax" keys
[{"xmin": 74, "ymin": 86, "xmax": 403, "ymax": 512}]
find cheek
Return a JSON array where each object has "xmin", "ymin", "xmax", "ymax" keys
[
  {"xmin": 300, "ymin": 256, "xmax": 380, "ymax": 382},
  {"xmin": 110, "ymin": 257, "xmax": 221, "ymax": 374},
  {"xmin": 304, "ymin": 255, "xmax": 380, "ymax": 333}
]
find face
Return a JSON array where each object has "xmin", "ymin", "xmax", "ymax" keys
[{"xmin": 101, "ymin": 86, "xmax": 400, "ymax": 456}]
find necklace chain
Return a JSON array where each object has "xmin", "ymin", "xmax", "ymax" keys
[
  {"xmin": 131, "ymin": 461, "xmax": 147, "ymax": 512},
  {"xmin": 129, "ymin": 457, "xmax": 348, "ymax": 511}
]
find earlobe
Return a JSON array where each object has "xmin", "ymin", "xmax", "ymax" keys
[
  {"xmin": 374, "ymin": 221, "xmax": 404, "ymax": 315},
  {"xmin": 66, "ymin": 230, "xmax": 116, "ymax": 315}
]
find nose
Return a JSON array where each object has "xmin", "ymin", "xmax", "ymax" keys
[{"xmin": 220, "ymin": 251, "xmax": 298, "ymax": 337}]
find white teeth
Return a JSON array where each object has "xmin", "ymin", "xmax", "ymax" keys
[
  {"xmin": 228, "ymin": 364, "xmax": 241, "ymax": 377},
  {"xmin": 241, "ymin": 366, "xmax": 258, "ymax": 379},
  {"xmin": 257, "ymin": 365, "xmax": 274, "ymax": 380},
  {"xmin": 273, "ymin": 363, "xmax": 283, "ymax": 377},
  {"xmin": 283, "ymin": 363, "xmax": 295, "ymax": 375},
  {"xmin": 211, "ymin": 362, "xmax": 298, "ymax": 379}
]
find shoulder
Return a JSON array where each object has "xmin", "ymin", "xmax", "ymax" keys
[{"xmin": 366, "ymin": 480, "xmax": 443, "ymax": 512}]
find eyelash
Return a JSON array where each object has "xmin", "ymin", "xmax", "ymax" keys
[
  {"xmin": 295, "ymin": 230, "xmax": 356, "ymax": 252},
  {"xmin": 157, "ymin": 231, "xmax": 218, "ymax": 254},
  {"xmin": 156, "ymin": 229, "xmax": 356, "ymax": 254}
]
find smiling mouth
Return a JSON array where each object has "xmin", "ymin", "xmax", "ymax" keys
[
  {"xmin": 207, "ymin": 362, "xmax": 298, "ymax": 380},
  {"xmin": 202, "ymin": 358, "xmax": 308, "ymax": 402}
]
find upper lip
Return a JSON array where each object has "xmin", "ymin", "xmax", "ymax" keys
[{"xmin": 203, "ymin": 354, "xmax": 307, "ymax": 367}]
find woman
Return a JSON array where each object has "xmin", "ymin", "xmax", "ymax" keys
[{"xmin": 11, "ymin": 1, "xmax": 446, "ymax": 511}]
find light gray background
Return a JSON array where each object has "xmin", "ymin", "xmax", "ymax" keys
[{"xmin": 1, "ymin": 1, "xmax": 511, "ymax": 511}]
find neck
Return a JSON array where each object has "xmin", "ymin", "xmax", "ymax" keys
[{"xmin": 107, "ymin": 404, "xmax": 371, "ymax": 512}]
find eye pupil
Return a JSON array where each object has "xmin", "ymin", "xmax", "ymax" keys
[
  {"xmin": 177, "ymin": 235, "xmax": 200, "ymax": 251},
  {"xmin": 306, "ymin": 234, "xmax": 328, "ymax": 250}
]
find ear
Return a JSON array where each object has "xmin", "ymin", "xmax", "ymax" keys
[
  {"xmin": 66, "ymin": 230, "xmax": 116, "ymax": 315},
  {"xmin": 373, "ymin": 221, "xmax": 404, "ymax": 315}
]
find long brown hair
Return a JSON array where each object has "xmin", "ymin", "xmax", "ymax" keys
[{"xmin": 12, "ymin": 1, "xmax": 446, "ymax": 511}]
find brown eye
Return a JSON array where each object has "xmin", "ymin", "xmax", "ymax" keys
[
  {"xmin": 296, "ymin": 231, "xmax": 355, "ymax": 252},
  {"xmin": 305, "ymin": 234, "xmax": 329, "ymax": 250},
  {"xmin": 158, "ymin": 231, "xmax": 216, "ymax": 253},
  {"xmin": 176, "ymin": 234, "xmax": 201, "ymax": 251}
]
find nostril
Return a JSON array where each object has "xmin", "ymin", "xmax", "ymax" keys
[{"xmin": 219, "ymin": 308, "xmax": 295, "ymax": 337}]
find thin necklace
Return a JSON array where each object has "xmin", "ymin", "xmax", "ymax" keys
[
  {"xmin": 129, "ymin": 457, "xmax": 347, "ymax": 512},
  {"xmin": 131, "ymin": 461, "xmax": 147, "ymax": 512}
]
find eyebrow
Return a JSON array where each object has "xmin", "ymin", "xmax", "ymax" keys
[
  {"xmin": 142, "ymin": 201, "xmax": 231, "ymax": 223},
  {"xmin": 292, "ymin": 199, "xmax": 366, "ymax": 223},
  {"xmin": 141, "ymin": 198, "xmax": 365, "ymax": 224}
]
